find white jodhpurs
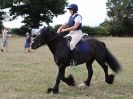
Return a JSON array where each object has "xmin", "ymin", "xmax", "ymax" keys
[{"xmin": 66, "ymin": 30, "xmax": 83, "ymax": 50}]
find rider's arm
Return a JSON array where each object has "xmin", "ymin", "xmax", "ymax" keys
[
  {"xmin": 57, "ymin": 23, "xmax": 68, "ymax": 33},
  {"xmin": 61, "ymin": 22, "xmax": 80, "ymax": 32}
]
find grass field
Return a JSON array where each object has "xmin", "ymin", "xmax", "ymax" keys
[{"xmin": 0, "ymin": 37, "xmax": 133, "ymax": 99}]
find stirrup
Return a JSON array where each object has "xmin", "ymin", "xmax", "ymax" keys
[{"xmin": 70, "ymin": 59, "xmax": 76, "ymax": 66}]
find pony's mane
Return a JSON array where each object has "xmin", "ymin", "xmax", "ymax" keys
[
  {"xmin": 50, "ymin": 30, "xmax": 64, "ymax": 38},
  {"xmin": 45, "ymin": 30, "xmax": 65, "ymax": 43}
]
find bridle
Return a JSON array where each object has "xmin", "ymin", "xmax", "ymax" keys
[{"xmin": 33, "ymin": 32, "xmax": 62, "ymax": 46}]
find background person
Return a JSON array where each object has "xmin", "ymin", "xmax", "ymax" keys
[
  {"xmin": 24, "ymin": 32, "xmax": 31, "ymax": 53},
  {"xmin": 1, "ymin": 27, "xmax": 9, "ymax": 52}
]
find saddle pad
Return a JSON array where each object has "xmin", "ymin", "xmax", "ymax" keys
[{"xmin": 75, "ymin": 39, "xmax": 90, "ymax": 55}]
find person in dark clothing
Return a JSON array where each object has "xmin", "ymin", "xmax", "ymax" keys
[{"xmin": 24, "ymin": 32, "xmax": 31, "ymax": 53}]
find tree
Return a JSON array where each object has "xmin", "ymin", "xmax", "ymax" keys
[
  {"xmin": 106, "ymin": 0, "xmax": 133, "ymax": 36},
  {"xmin": 0, "ymin": 0, "xmax": 67, "ymax": 28},
  {"xmin": 0, "ymin": 11, "xmax": 4, "ymax": 33}
]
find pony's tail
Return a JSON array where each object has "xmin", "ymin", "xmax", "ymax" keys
[{"xmin": 105, "ymin": 48, "xmax": 121, "ymax": 73}]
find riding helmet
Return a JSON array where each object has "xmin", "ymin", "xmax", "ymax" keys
[{"xmin": 67, "ymin": 4, "xmax": 78, "ymax": 12}]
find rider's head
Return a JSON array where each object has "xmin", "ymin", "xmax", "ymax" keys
[{"xmin": 67, "ymin": 4, "xmax": 78, "ymax": 14}]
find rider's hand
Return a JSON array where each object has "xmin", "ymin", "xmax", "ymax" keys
[
  {"xmin": 57, "ymin": 23, "xmax": 68, "ymax": 33},
  {"xmin": 61, "ymin": 28, "xmax": 69, "ymax": 32},
  {"xmin": 57, "ymin": 29, "xmax": 61, "ymax": 33},
  {"xmin": 61, "ymin": 29, "xmax": 65, "ymax": 32}
]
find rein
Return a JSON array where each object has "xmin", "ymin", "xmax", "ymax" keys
[{"xmin": 47, "ymin": 33, "xmax": 62, "ymax": 42}]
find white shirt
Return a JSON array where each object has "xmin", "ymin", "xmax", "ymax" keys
[
  {"xmin": 66, "ymin": 13, "xmax": 82, "ymax": 24},
  {"xmin": 2, "ymin": 30, "xmax": 8, "ymax": 39},
  {"xmin": 73, "ymin": 13, "xmax": 82, "ymax": 23}
]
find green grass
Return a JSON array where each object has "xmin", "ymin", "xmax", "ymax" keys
[{"xmin": 0, "ymin": 37, "xmax": 133, "ymax": 99}]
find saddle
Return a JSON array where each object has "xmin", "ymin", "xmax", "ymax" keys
[
  {"xmin": 66, "ymin": 33, "xmax": 89, "ymax": 51},
  {"xmin": 66, "ymin": 33, "xmax": 89, "ymax": 66}
]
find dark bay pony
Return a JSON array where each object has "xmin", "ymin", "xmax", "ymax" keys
[{"xmin": 31, "ymin": 26, "xmax": 121, "ymax": 94}]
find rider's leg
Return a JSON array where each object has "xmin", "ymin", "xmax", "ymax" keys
[
  {"xmin": 69, "ymin": 30, "xmax": 83, "ymax": 50},
  {"xmin": 69, "ymin": 30, "xmax": 83, "ymax": 66}
]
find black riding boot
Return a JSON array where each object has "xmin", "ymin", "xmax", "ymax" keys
[{"xmin": 70, "ymin": 50, "xmax": 77, "ymax": 66}]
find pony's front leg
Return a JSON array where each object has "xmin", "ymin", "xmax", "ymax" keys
[{"xmin": 47, "ymin": 67, "xmax": 65, "ymax": 94}]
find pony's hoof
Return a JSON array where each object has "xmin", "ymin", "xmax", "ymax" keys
[
  {"xmin": 78, "ymin": 83, "xmax": 88, "ymax": 89},
  {"xmin": 66, "ymin": 75, "xmax": 75, "ymax": 86},
  {"xmin": 53, "ymin": 88, "xmax": 59, "ymax": 94},
  {"xmin": 106, "ymin": 74, "xmax": 115, "ymax": 84},
  {"xmin": 47, "ymin": 88, "xmax": 53, "ymax": 93}
]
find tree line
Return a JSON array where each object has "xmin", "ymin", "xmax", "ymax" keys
[{"xmin": 0, "ymin": 0, "xmax": 133, "ymax": 36}]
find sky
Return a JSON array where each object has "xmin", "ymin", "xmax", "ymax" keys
[{"xmin": 3, "ymin": 0, "xmax": 108, "ymax": 28}]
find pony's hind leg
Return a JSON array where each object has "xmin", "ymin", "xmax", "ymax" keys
[
  {"xmin": 100, "ymin": 63, "xmax": 115, "ymax": 84},
  {"xmin": 78, "ymin": 61, "xmax": 93, "ymax": 89},
  {"xmin": 78, "ymin": 60, "xmax": 94, "ymax": 89},
  {"xmin": 84, "ymin": 61, "xmax": 94, "ymax": 87}
]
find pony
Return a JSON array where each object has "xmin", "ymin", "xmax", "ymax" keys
[{"xmin": 31, "ymin": 26, "xmax": 121, "ymax": 94}]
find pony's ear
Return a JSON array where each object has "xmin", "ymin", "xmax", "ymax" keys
[
  {"xmin": 43, "ymin": 26, "xmax": 46, "ymax": 28},
  {"xmin": 46, "ymin": 26, "xmax": 50, "ymax": 30}
]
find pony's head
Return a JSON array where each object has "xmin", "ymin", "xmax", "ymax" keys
[{"xmin": 31, "ymin": 26, "xmax": 50, "ymax": 49}]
